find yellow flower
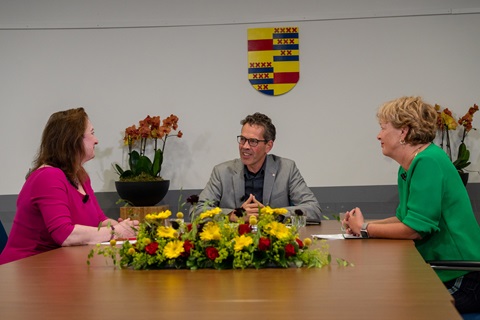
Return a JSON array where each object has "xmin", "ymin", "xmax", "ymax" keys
[
  {"xmin": 233, "ymin": 234, "xmax": 253, "ymax": 251},
  {"xmin": 260, "ymin": 206, "xmax": 274, "ymax": 215},
  {"xmin": 145, "ymin": 210, "xmax": 172, "ymax": 222},
  {"xmin": 163, "ymin": 240, "xmax": 185, "ymax": 259},
  {"xmin": 249, "ymin": 216, "xmax": 258, "ymax": 225},
  {"xmin": 176, "ymin": 212, "xmax": 184, "ymax": 219},
  {"xmin": 109, "ymin": 239, "xmax": 117, "ymax": 246},
  {"xmin": 260, "ymin": 206, "xmax": 288, "ymax": 215},
  {"xmin": 143, "ymin": 238, "xmax": 152, "ymax": 245},
  {"xmin": 157, "ymin": 210, "xmax": 172, "ymax": 219},
  {"xmin": 199, "ymin": 207, "xmax": 222, "ymax": 220},
  {"xmin": 199, "ymin": 222, "xmax": 221, "ymax": 241},
  {"xmin": 303, "ymin": 238, "xmax": 312, "ymax": 246},
  {"xmin": 264, "ymin": 221, "xmax": 290, "ymax": 240},
  {"xmin": 157, "ymin": 226, "xmax": 178, "ymax": 239},
  {"xmin": 273, "ymin": 208, "xmax": 288, "ymax": 215},
  {"xmin": 441, "ymin": 112, "xmax": 458, "ymax": 130},
  {"xmin": 127, "ymin": 247, "xmax": 136, "ymax": 255}
]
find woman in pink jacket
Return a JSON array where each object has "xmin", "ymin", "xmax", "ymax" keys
[{"xmin": 0, "ymin": 107, "xmax": 138, "ymax": 264}]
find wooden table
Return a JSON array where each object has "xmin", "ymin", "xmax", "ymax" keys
[{"xmin": 0, "ymin": 221, "xmax": 461, "ymax": 319}]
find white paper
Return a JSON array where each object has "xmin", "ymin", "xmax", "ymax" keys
[
  {"xmin": 100, "ymin": 239, "xmax": 137, "ymax": 245},
  {"xmin": 312, "ymin": 234, "xmax": 362, "ymax": 240}
]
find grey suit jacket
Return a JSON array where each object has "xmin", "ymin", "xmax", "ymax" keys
[{"xmin": 192, "ymin": 154, "xmax": 322, "ymax": 222}]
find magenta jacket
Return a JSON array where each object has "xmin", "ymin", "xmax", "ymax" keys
[{"xmin": 0, "ymin": 167, "xmax": 108, "ymax": 264}]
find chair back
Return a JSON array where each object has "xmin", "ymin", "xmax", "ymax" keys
[{"xmin": 428, "ymin": 260, "xmax": 480, "ymax": 272}]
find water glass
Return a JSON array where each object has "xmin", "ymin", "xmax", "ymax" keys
[{"xmin": 292, "ymin": 215, "xmax": 307, "ymax": 231}]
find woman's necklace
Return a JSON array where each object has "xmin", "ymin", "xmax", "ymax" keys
[
  {"xmin": 413, "ymin": 143, "xmax": 430, "ymax": 158},
  {"xmin": 404, "ymin": 143, "xmax": 429, "ymax": 171},
  {"xmin": 413, "ymin": 145, "xmax": 424, "ymax": 158}
]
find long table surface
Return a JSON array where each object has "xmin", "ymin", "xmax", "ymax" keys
[{"xmin": 0, "ymin": 220, "xmax": 461, "ymax": 319}]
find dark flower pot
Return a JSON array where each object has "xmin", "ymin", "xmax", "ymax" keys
[
  {"xmin": 459, "ymin": 172, "xmax": 469, "ymax": 187},
  {"xmin": 115, "ymin": 180, "xmax": 170, "ymax": 206}
]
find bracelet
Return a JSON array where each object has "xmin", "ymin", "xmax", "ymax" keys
[{"xmin": 109, "ymin": 225, "xmax": 115, "ymax": 240}]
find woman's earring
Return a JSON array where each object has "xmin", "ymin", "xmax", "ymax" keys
[{"xmin": 400, "ymin": 139, "xmax": 406, "ymax": 145}]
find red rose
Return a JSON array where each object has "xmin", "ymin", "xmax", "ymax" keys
[
  {"xmin": 238, "ymin": 224, "xmax": 252, "ymax": 235},
  {"xmin": 182, "ymin": 240, "xmax": 194, "ymax": 257},
  {"xmin": 258, "ymin": 237, "xmax": 271, "ymax": 251},
  {"xmin": 145, "ymin": 242, "xmax": 159, "ymax": 255},
  {"xmin": 187, "ymin": 224, "xmax": 193, "ymax": 232},
  {"xmin": 295, "ymin": 238, "xmax": 304, "ymax": 249},
  {"xmin": 285, "ymin": 243, "xmax": 296, "ymax": 257},
  {"xmin": 205, "ymin": 246, "xmax": 219, "ymax": 260}
]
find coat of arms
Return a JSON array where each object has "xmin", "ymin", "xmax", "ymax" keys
[{"xmin": 248, "ymin": 27, "xmax": 299, "ymax": 96}]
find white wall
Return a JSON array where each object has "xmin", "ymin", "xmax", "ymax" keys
[{"xmin": 1, "ymin": 0, "xmax": 480, "ymax": 195}]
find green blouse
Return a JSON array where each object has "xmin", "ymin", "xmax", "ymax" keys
[{"xmin": 396, "ymin": 143, "xmax": 480, "ymax": 282}]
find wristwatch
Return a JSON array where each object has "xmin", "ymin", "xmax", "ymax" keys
[{"xmin": 360, "ymin": 222, "xmax": 370, "ymax": 239}]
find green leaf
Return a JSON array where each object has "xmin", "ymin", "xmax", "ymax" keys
[
  {"xmin": 453, "ymin": 159, "xmax": 471, "ymax": 171},
  {"xmin": 336, "ymin": 257, "xmax": 354, "ymax": 267},
  {"xmin": 456, "ymin": 143, "xmax": 470, "ymax": 161},
  {"xmin": 453, "ymin": 142, "xmax": 471, "ymax": 171},
  {"xmin": 152, "ymin": 149, "xmax": 163, "ymax": 177},
  {"xmin": 113, "ymin": 163, "xmax": 124, "ymax": 175},
  {"xmin": 119, "ymin": 170, "xmax": 135, "ymax": 179},
  {"xmin": 128, "ymin": 150, "xmax": 140, "ymax": 171},
  {"xmin": 135, "ymin": 155, "xmax": 154, "ymax": 176},
  {"xmin": 456, "ymin": 161, "xmax": 471, "ymax": 171}
]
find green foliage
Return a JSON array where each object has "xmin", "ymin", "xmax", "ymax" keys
[
  {"xmin": 114, "ymin": 150, "xmax": 164, "ymax": 181},
  {"xmin": 87, "ymin": 242, "xmax": 120, "ymax": 268},
  {"xmin": 336, "ymin": 257, "xmax": 355, "ymax": 267},
  {"xmin": 453, "ymin": 142, "xmax": 471, "ymax": 172}
]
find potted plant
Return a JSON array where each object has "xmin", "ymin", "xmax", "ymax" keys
[
  {"xmin": 436, "ymin": 103, "xmax": 478, "ymax": 185},
  {"xmin": 113, "ymin": 114, "xmax": 183, "ymax": 206}
]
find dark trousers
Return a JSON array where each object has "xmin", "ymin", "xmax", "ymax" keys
[{"xmin": 444, "ymin": 271, "xmax": 480, "ymax": 314}]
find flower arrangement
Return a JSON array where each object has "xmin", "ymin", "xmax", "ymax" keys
[
  {"xmin": 435, "ymin": 104, "xmax": 479, "ymax": 172},
  {"xmin": 89, "ymin": 198, "xmax": 332, "ymax": 270},
  {"xmin": 113, "ymin": 114, "xmax": 183, "ymax": 181}
]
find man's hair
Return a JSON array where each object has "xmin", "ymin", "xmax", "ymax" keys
[{"xmin": 240, "ymin": 112, "xmax": 276, "ymax": 141}]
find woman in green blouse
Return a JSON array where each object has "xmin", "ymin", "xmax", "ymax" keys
[{"xmin": 343, "ymin": 96, "xmax": 480, "ymax": 314}]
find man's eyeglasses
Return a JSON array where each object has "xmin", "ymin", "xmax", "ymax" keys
[{"xmin": 237, "ymin": 135, "xmax": 268, "ymax": 147}]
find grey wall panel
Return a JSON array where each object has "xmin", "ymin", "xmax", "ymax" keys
[{"xmin": 1, "ymin": 184, "xmax": 479, "ymax": 235}]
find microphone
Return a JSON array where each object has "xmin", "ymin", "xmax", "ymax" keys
[{"xmin": 83, "ymin": 194, "xmax": 89, "ymax": 203}]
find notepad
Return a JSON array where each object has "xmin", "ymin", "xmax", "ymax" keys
[{"xmin": 312, "ymin": 234, "xmax": 362, "ymax": 240}]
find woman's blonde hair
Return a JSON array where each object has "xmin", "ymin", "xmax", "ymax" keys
[{"xmin": 377, "ymin": 96, "xmax": 437, "ymax": 144}]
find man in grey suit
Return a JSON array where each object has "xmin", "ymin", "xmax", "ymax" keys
[{"xmin": 192, "ymin": 112, "xmax": 322, "ymax": 223}]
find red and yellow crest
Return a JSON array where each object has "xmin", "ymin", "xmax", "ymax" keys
[{"xmin": 248, "ymin": 27, "xmax": 299, "ymax": 96}]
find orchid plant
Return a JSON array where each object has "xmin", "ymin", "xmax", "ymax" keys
[
  {"xmin": 113, "ymin": 114, "xmax": 183, "ymax": 181},
  {"xmin": 436, "ymin": 104, "xmax": 479, "ymax": 172}
]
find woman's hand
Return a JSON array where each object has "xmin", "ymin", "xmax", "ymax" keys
[
  {"xmin": 113, "ymin": 218, "xmax": 139, "ymax": 239},
  {"xmin": 342, "ymin": 207, "xmax": 365, "ymax": 236}
]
